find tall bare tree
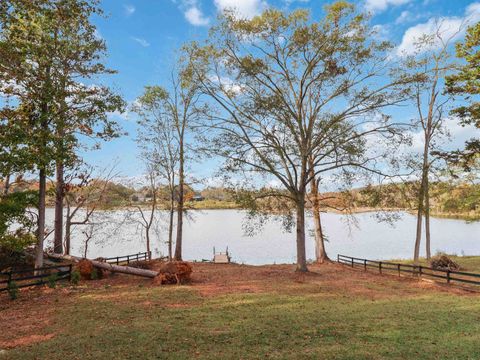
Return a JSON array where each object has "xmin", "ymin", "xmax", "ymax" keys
[
  {"xmin": 133, "ymin": 86, "xmax": 179, "ymax": 260},
  {"xmin": 62, "ymin": 164, "xmax": 117, "ymax": 256},
  {"xmin": 132, "ymin": 168, "xmax": 159, "ymax": 260},
  {"xmin": 187, "ymin": 4, "xmax": 413, "ymax": 271},
  {"xmin": 401, "ymin": 24, "xmax": 459, "ymax": 262},
  {"xmin": 169, "ymin": 71, "xmax": 203, "ymax": 261}
]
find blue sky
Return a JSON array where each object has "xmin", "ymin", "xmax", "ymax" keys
[{"xmin": 83, "ymin": 0, "xmax": 480, "ymax": 185}]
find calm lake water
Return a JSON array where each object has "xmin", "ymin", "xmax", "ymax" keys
[{"xmin": 43, "ymin": 209, "xmax": 480, "ymax": 265}]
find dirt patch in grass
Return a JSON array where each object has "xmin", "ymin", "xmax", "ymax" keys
[
  {"xmin": 189, "ymin": 261, "xmax": 478, "ymax": 299},
  {"xmin": 0, "ymin": 288, "xmax": 67, "ymax": 349},
  {"xmin": 0, "ymin": 334, "xmax": 55, "ymax": 349}
]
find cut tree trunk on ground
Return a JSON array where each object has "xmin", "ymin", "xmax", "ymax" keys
[
  {"xmin": 48, "ymin": 253, "xmax": 159, "ymax": 278},
  {"xmin": 93, "ymin": 261, "xmax": 158, "ymax": 278}
]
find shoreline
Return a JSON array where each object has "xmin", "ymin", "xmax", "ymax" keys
[{"xmin": 44, "ymin": 204, "xmax": 480, "ymax": 222}]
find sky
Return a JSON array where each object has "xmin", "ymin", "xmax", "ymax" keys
[{"xmin": 82, "ymin": 0, "xmax": 480, "ymax": 186}]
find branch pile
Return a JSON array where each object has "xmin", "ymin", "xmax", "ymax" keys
[{"xmin": 430, "ymin": 254, "xmax": 460, "ymax": 271}]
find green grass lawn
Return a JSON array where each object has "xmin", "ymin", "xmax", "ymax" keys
[{"xmin": 3, "ymin": 262, "xmax": 480, "ymax": 360}]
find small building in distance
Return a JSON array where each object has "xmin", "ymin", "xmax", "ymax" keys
[
  {"xmin": 192, "ymin": 194, "xmax": 204, "ymax": 201},
  {"xmin": 131, "ymin": 193, "xmax": 146, "ymax": 202}
]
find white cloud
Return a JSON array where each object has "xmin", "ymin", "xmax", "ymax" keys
[
  {"xmin": 176, "ymin": 0, "xmax": 209, "ymax": 26},
  {"xmin": 396, "ymin": 2, "xmax": 480, "ymax": 56},
  {"xmin": 395, "ymin": 10, "xmax": 426, "ymax": 25},
  {"xmin": 365, "ymin": 0, "xmax": 411, "ymax": 14},
  {"xmin": 395, "ymin": 10, "xmax": 411, "ymax": 24},
  {"xmin": 131, "ymin": 37, "xmax": 150, "ymax": 47},
  {"xmin": 184, "ymin": 6, "xmax": 210, "ymax": 26},
  {"xmin": 214, "ymin": 0, "xmax": 267, "ymax": 19},
  {"xmin": 108, "ymin": 109, "xmax": 130, "ymax": 121},
  {"xmin": 209, "ymin": 75, "xmax": 244, "ymax": 95},
  {"xmin": 443, "ymin": 117, "xmax": 480, "ymax": 151},
  {"xmin": 123, "ymin": 4, "xmax": 135, "ymax": 16},
  {"xmin": 283, "ymin": 0, "xmax": 309, "ymax": 6}
]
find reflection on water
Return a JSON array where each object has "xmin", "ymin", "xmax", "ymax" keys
[{"xmin": 44, "ymin": 209, "xmax": 480, "ymax": 265}]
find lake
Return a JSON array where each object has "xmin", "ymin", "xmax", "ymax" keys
[{"xmin": 43, "ymin": 209, "xmax": 480, "ymax": 265}]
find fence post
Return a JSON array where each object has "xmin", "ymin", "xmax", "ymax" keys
[
  {"xmin": 379, "ymin": 262, "xmax": 382, "ymax": 274},
  {"xmin": 419, "ymin": 266, "xmax": 423, "ymax": 278},
  {"xmin": 447, "ymin": 270, "xmax": 451, "ymax": 283},
  {"xmin": 136, "ymin": 253, "xmax": 139, "ymax": 261},
  {"xmin": 337, "ymin": 254, "xmax": 339, "ymax": 262},
  {"xmin": 351, "ymin": 258, "xmax": 354, "ymax": 268},
  {"xmin": 364, "ymin": 259, "xmax": 367, "ymax": 271},
  {"xmin": 127, "ymin": 255, "xmax": 130, "ymax": 264},
  {"xmin": 398, "ymin": 264, "xmax": 401, "ymax": 277},
  {"xmin": 116, "ymin": 256, "xmax": 119, "ymax": 265}
]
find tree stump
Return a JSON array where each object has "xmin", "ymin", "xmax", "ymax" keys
[{"xmin": 154, "ymin": 261, "xmax": 193, "ymax": 285}]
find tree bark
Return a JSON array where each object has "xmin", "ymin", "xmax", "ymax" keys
[
  {"xmin": 295, "ymin": 192, "xmax": 308, "ymax": 272},
  {"xmin": 145, "ymin": 187, "xmax": 156, "ymax": 260},
  {"xmin": 425, "ymin": 175, "xmax": 431, "ymax": 260},
  {"xmin": 2, "ymin": 173, "xmax": 10, "ymax": 195},
  {"xmin": 414, "ymin": 138, "xmax": 430, "ymax": 263},
  {"xmin": 174, "ymin": 138, "xmax": 184, "ymax": 261},
  {"xmin": 168, "ymin": 198, "xmax": 174, "ymax": 261},
  {"xmin": 414, "ymin": 174, "xmax": 426, "ymax": 263},
  {"xmin": 53, "ymin": 160, "xmax": 64, "ymax": 254},
  {"xmin": 65, "ymin": 206, "xmax": 71, "ymax": 256},
  {"xmin": 312, "ymin": 205, "xmax": 328, "ymax": 263},
  {"xmin": 308, "ymin": 164, "xmax": 329, "ymax": 263},
  {"xmin": 35, "ymin": 168, "xmax": 47, "ymax": 270},
  {"xmin": 92, "ymin": 260, "xmax": 159, "ymax": 278}
]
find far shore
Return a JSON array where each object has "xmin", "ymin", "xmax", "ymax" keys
[{"xmin": 45, "ymin": 202, "xmax": 480, "ymax": 221}]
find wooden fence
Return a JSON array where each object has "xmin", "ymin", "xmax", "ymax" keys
[
  {"xmin": 0, "ymin": 264, "xmax": 72, "ymax": 292},
  {"xmin": 337, "ymin": 254, "xmax": 480, "ymax": 287},
  {"xmin": 102, "ymin": 251, "xmax": 151, "ymax": 265}
]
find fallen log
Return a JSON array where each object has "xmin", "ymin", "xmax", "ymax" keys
[
  {"xmin": 91, "ymin": 260, "xmax": 158, "ymax": 278},
  {"xmin": 47, "ymin": 253, "xmax": 159, "ymax": 278}
]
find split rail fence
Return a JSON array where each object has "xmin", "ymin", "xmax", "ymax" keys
[
  {"xmin": 0, "ymin": 264, "xmax": 72, "ymax": 292},
  {"xmin": 337, "ymin": 254, "xmax": 480, "ymax": 286},
  {"xmin": 102, "ymin": 251, "xmax": 151, "ymax": 265}
]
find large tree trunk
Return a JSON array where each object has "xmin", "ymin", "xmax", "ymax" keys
[
  {"xmin": 425, "ymin": 175, "xmax": 431, "ymax": 260},
  {"xmin": 53, "ymin": 160, "xmax": 64, "ymax": 254},
  {"xmin": 413, "ymin": 192, "xmax": 424, "ymax": 263},
  {"xmin": 313, "ymin": 207, "xmax": 328, "ymax": 263},
  {"xmin": 295, "ymin": 192, "xmax": 308, "ymax": 272},
  {"xmin": 2, "ymin": 173, "xmax": 10, "ymax": 195},
  {"xmin": 308, "ymin": 164, "xmax": 329, "ymax": 263},
  {"xmin": 35, "ymin": 168, "xmax": 47, "ymax": 270},
  {"xmin": 145, "ymin": 227, "xmax": 151, "ymax": 260},
  {"xmin": 414, "ymin": 140, "xmax": 430, "ymax": 263},
  {"xmin": 64, "ymin": 209, "xmax": 71, "ymax": 256},
  {"xmin": 168, "ymin": 199, "xmax": 174, "ymax": 261},
  {"xmin": 145, "ymin": 190, "xmax": 156, "ymax": 260},
  {"xmin": 174, "ymin": 139, "xmax": 184, "ymax": 261}
]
